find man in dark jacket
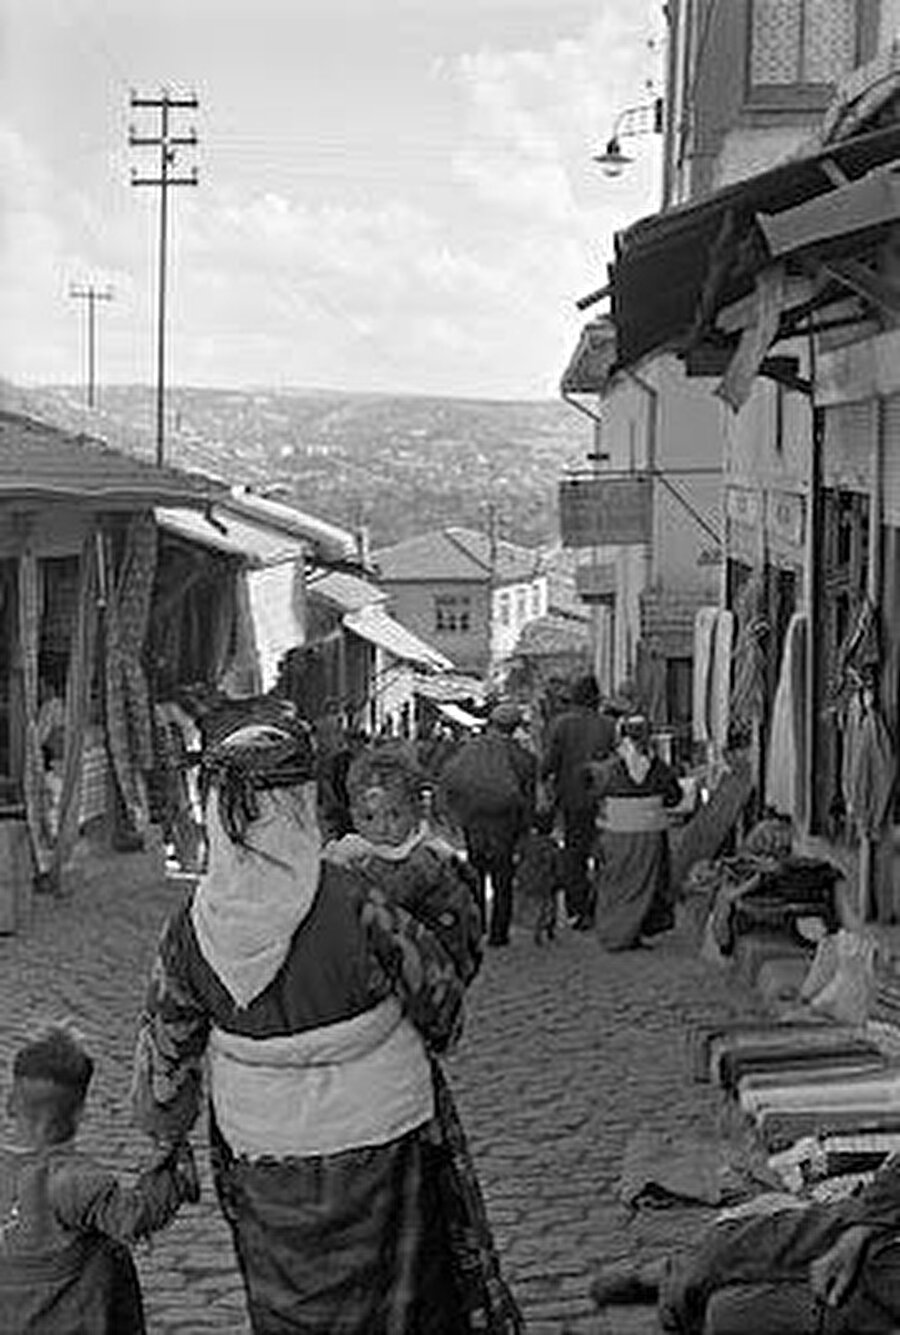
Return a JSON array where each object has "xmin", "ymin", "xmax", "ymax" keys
[
  {"xmin": 441, "ymin": 702, "xmax": 536, "ymax": 947},
  {"xmin": 540, "ymin": 673, "xmax": 616, "ymax": 929}
]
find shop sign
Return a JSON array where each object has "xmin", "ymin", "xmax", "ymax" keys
[
  {"xmin": 575, "ymin": 562, "xmax": 617, "ymax": 602},
  {"xmin": 766, "ymin": 491, "xmax": 805, "ymax": 548},
  {"xmin": 559, "ymin": 475, "xmax": 652, "ymax": 548},
  {"xmin": 725, "ymin": 486, "xmax": 760, "ymax": 528}
]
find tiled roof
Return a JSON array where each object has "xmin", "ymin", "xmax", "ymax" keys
[
  {"xmin": 375, "ymin": 526, "xmax": 541, "ymax": 586},
  {"xmin": 0, "ymin": 411, "xmax": 215, "ymax": 508}
]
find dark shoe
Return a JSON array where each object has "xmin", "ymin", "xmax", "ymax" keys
[
  {"xmin": 590, "ymin": 1262, "xmax": 662, "ymax": 1309},
  {"xmin": 572, "ymin": 915, "xmax": 594, "ymax": 932},
  {"xmin": 488, "ymin": 935, "xmax": 510, "ymax": 948}
]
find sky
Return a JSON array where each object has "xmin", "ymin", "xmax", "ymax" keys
[{"xmin": 1, "ymin": 0, "xmax": 664, "ymax": 399}]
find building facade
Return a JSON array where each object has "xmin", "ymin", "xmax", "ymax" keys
[
  {"xmin": 592, "ymin": 7, "xmax": 900, "ymax": 917},
  {"xmin": 374, "ymin": 526, "xmax": 548, "ymax": 680}
]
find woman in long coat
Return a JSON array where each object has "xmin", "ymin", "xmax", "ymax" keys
[
  {"xmin": 589, "ymin": 715, "xmax": 683, "ymax": 951},
  {"xmin": 131, "ymin": 696, "xmax": 520, "ymax": 1334}
]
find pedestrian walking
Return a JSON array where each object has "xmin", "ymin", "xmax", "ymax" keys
[
  {"xmin": 131, "ymin": 695, "xmax": 521, "ymax": 1334},
  {"xmin": 441, "ymin": 701, "xmax": 536, "ymax": 947},
  {"xmin": 588, "ymin": 715, "xmax": 683, "ymax": 951},
  {"xmin": 539, "ymin": 673, "xmax": 616, "ymax": 929},
  {"xmin": 512, "ymin": 807, "xmax": 565, "ymax": 944},
  {"xmin": 0, "ymin": 1025, "xmax": 198, "ymax": 1335}
]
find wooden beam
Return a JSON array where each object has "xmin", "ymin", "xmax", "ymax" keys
[{"xmin": 819, "ymin": 258, "xmax": 900, "ymax": 320}]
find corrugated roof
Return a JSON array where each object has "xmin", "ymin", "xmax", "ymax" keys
[
  {"xmin": 0, "ymin": 411, "xmax": 215, "ymax": 508},
  {"xmin": 344, "ymin": 604, "xmax": 453, "ymax": 671},
  {"xmin": 610, "ymin": 121, "xmax": 900, "ymax": 371},
  {"xmin": 375, "ymin": 526, "xmax": 541, "ymax": 586},
  {"xmin": 155, "ymin": 506, "xmax": 308, "ymax": 567},
  {"xmin": 514, "ymin": 615, "xmax": 592, "ymax": 659},
  {"xmin": 224, "ymin": 488, "xmax": 360, "ymax": 565},
  {"xmin": 307, "ymin": 567, "xmax": 384, "ymax": 613}
]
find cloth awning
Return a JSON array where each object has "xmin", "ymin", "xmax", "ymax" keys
[
  {"xmin": 156, "ymin": 506, "xmax": 309, "ymax": 568},
  {"xmin": 436, "ymin": 702, "xmax": 482, "ymax": 730},
  {"xmin": 414, "ymin": 672, "xmax": 487, "ymax": 705},
  {"xmin": 344, "ymin": 605, "xmax": 453, "ymax": 671},
  {"xmin": 610, "ymin": 121, "xmax": 900, "ymax": 372}
]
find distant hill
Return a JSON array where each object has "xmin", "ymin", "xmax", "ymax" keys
[{"xmin": 1, "ymin": 382, "xmax": 592, "ymax": 548}]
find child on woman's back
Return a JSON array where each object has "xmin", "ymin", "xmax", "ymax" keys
[{"xmin": 0, "ymin": 1025, "xmax": 198, "ymax": 1335}]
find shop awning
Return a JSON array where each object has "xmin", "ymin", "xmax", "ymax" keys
[
  {"xmin": 344, "ymin": 605, "xmax": 453, "ymax": 671},
  {"xmin": 436, "ymin": 701, "xmax": 483, "ymax": 730},
  {"xmin": 610, "ymin": 121, "xmax": 900, "ymax": 372},
  {"xmin": 414, "ymin": 672, "xmax": 487, "ymax": 706},
  {"xmin": 155, "ymin": 506, "xmax": 308, "ymax": 567}
]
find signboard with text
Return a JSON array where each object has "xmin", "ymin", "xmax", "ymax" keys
[{"xmin": 559, "ymin": 475, "xmax": 652, "ymax": 548}]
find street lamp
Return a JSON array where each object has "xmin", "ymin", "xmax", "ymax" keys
[{"xmin": 593, "ymin": 96, "xmax": 664, "ymax": 177}]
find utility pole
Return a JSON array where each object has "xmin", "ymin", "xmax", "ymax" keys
[
  {"xmin": 69, "ymin": 284, "xmax": 114, "ymax": 409},
  {"xmin": 129, "ymin": 88, "xmax": 199, "ymax": 466}
]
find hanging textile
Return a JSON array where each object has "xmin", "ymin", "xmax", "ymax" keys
[
  {"xmin": 105, "ymin": 512, "xmax": 158, "ymax": 831},
  {"xmin": 18, "ymin": 550, "xmax": 52, "ymax": 877},
  {"xmin": 844, "ymin": 696, "xmax": 896, "ymax": 840},
  {"xmin": 730, "ymin": 574, "xmax": 769, "ymax": 728},
  {"xmin": 765, "ymin": 612, "xmax": 808, "ymax": 826},
  {"xmin": 709, "ymin": 609, "xmax": 735, "ymax": 750},
  {"xmin": 826, "ymin": 597, "xmax": 881, "ymax": 718},
  {"xmin": 635, "ymin": 637, "xmax": 667, "ymax": 726},
  {"xmin": 52, "ymin": 530, "xmax": 100, "ymax": 885},
  {"xmin": 217, "ymin": 569, "xmax": 262, "ymax": 697},
  {"xmin": 692, "ymin": 607, "xmax": 719, "ymax": 743}
]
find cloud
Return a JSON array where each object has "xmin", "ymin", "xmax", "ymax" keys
[{"xmin": 0, "ymin": 3, "xmax": 664, "ymax": 397}]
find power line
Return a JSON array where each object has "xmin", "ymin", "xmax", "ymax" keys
[
  {"xmin": 129, "ymin": 88, "xmax": 199, "ymax": 467},
  {"xmin": 69, "ymin": 284, "xmax": 114, "ymax": 409}
]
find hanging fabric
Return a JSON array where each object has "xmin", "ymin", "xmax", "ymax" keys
[
  {"xmin": 18, "ymin": 550, "xmax": 52, "ymax": 877},
  {"xmin": 730, "ymin": 574, "xmax": 769, "ymax": 728},
  {"xmin": 105, "ymin": 512, "xmax": 158, "ymax": 831},
  {"xmin": 692, "ymin": 607, "xmax": 719, "ymax": 743},
  {"xmin": 709, "ymin": 609, "xmax": 735, "ymax": 751},
  {"xmin": 765, "ymin": 612, "xmax": 808, "ymax": 826},
  {"xmin": 52, "ymin": 529, "xmax": 101, "ymax": 886}
]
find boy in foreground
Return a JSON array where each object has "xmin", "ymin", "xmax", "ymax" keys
[{"xmin": 0, "ymin": 1025, "xmax": 198, "ymax": 1334}]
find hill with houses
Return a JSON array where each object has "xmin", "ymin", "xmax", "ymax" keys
[{"xmin": 0, "ymin": 382, "xmax": 592, "ymax": 551}]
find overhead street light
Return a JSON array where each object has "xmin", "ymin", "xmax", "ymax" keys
[{"xmin": 593, "ymin": 96, "xmax": 664, "ymax": 178}]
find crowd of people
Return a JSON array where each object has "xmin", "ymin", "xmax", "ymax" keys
[{"xmin": 0, "ymin": 670, "xmax": 690, "ymax": 1333}]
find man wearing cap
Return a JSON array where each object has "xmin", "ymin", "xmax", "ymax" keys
[
  {"xmin": 441, "ymin": 702, "xmax": 536, "ymax": 946},
  {"xmin": 540, "ymin": 674, "xmax": 616, "ymax": 930}
]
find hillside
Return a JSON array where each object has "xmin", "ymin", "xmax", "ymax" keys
[{"xmin": 1, "ymin": 382, "xmax": 592, "ymax": 548}]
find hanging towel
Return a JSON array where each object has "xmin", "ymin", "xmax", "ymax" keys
[
  {"xmin": 693, "ymin": 606, "xmax": 719, "ymax": 743},
  {"xmin": 765, "ymin": 613, "xmax": 808, "ymax": 825},
  {"xmin": 709, "ymin": 609, "xmax": 735, "ymax": 750}
]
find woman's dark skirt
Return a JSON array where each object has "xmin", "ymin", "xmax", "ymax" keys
[{"xmin": 210, "ymin": 1065, "xmax": 522, "ymax": 1334}]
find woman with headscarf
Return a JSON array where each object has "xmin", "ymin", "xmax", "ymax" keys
[
  {"xmin": 588, "ymin": 715, "xmax": 684, "ymax": 952},
  {"xmin": 131, "ymin": 696, "xmax": 520, "ymax": 1334}
]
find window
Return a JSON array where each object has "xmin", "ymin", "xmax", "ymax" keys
[
  {"xmin": 530, "ymin": 586, "xmax": 542, "ymax": 618},
  {"xmin": 749, "ymin": 0, "xmax": 858, "ymax": 91},
  {"xmin": 434, "ymin": 594, "xmax": 471, "ymax": 634}
]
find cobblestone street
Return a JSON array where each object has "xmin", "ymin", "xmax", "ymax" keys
[{"xmin": 0, "ymin": 846, "xmax": 758, "ymax": 1333}]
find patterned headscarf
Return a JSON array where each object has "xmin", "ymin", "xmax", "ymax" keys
[{"xmin": 199, "ymin": 696, "xmax": 317, "ymax": 846}]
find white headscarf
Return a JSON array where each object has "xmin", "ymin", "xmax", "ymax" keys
[{"xmin": 191, "ymin": 782, "xmax": 321, "ymax": 1009}]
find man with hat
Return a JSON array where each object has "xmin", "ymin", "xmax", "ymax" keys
[{"xmin": 441, "ymin": 701, "xmax": 536, "ymax": 946}]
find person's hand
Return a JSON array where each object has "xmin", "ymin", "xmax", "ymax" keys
[{"xmin": 809, "ymin": 1226, "xmax": 872, "ymax": 1309}]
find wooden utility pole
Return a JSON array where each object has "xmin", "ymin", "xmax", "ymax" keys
[
  {"xmin": 69, "ymin": 284, "xmax": 114, "ymax": 409},
  {"xmin": 129, "ymin": 89, "xmax": 199, "ymax": 466}
]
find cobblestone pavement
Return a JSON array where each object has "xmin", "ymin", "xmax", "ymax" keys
[{"xmin": 0, "ymin": 845, "xmax": 760, "ymax": 1334}]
